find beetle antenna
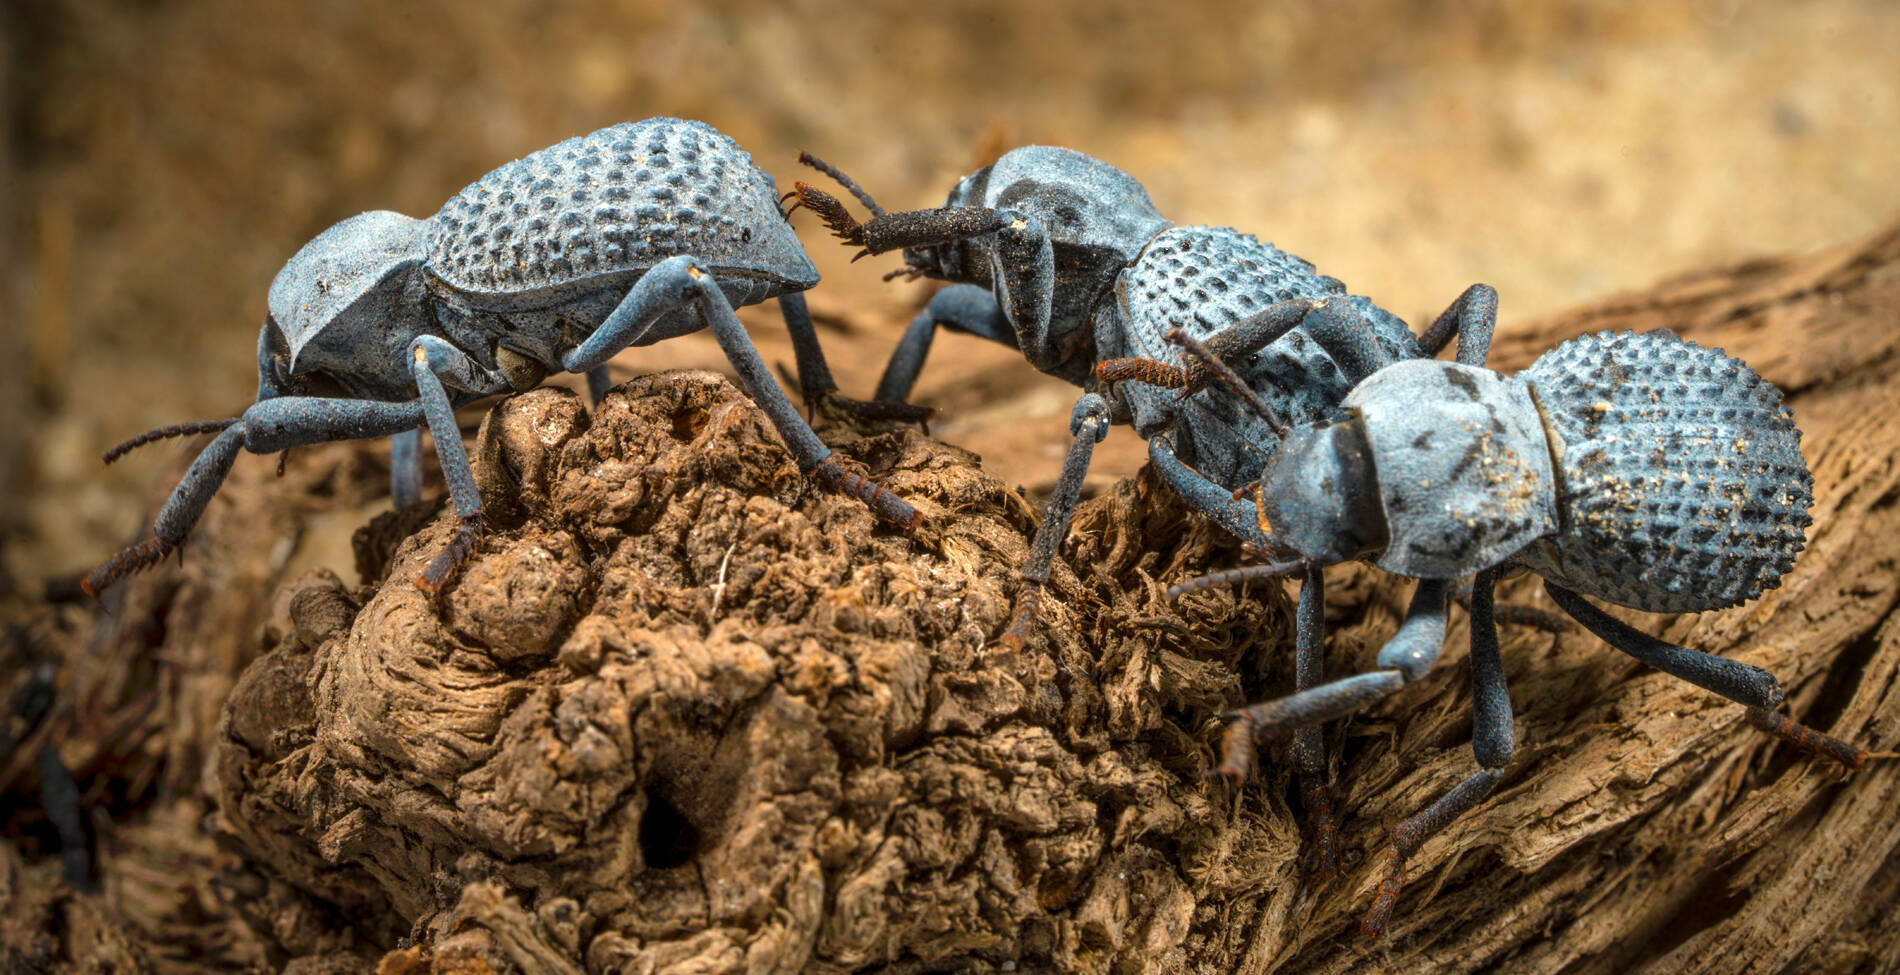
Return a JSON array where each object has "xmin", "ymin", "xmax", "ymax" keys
[
  {"xmin": 1166, "ymin": 559, "xmax": 1305, "ymax": 598},
  {"xmin": 102, "ymin": 419, "xmax": 239, "ymax": 465},
  {"xmin": 1096, "ymin": 356, "xmax": 1188, "ymax": 389},
  {"xmin": 797, "ymin": 151, "xmax": 887, "ymax": 217},
  {"xmin": 785, "ymin": 183, "xmax": 871, "ymax": 256},
  {"xmin": 1166, "ymin": 329, "xmax": 1287, "ymax": 436}
]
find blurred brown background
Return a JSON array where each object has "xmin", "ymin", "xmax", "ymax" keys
[{"xmin": 3, "ymin": 0, "xmax": 1898, "ymax": 587}]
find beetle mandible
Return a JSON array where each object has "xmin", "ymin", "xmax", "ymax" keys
[
  {"xmin": 1163, "ymin": 327, "xmax": 1867, "ymax": 936},
  {"xmin": 84, "ymin": 118, "xmax": 918, "ymax": 597}
]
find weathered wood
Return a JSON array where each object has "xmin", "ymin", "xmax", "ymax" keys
[{"xmin": 4, "ymin": 221, "xmax": 1897, "ymax": 973}]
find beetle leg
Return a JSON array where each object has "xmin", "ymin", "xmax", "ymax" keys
[
  {"xmin": 1218, "ymin": 578, "xmax": 1451, "ymax": 782},
  {"xmin": 778, "ymin": 291, "xmax": 934, "ymax": 429},
  {"xmin": 561, "ymin": 256, "xmax": 919, "ymax": 530},
  {"xmin": 84, "ymin": 398, "xmax": 429, "ymax": 596},
  {"xmin": 1414, "ymin": 283, "xmax": 1499, "ymax": 367},
  {"xmin": 584, "ymin": 365, "xmax": 614, "ymax": 405},
  {"xmin": 1447, "ymin": 575, "xmax": 1574, "ymax": 633},
  {"xmin": 37, "ymin": 742, "xmax": 92, "ymax": 891},
  {"xmin": 1548, "ymin": 582, "xmax": 1867, "ymax": 770},
  {"xmin": 1286, "ymin": 565, "xmax": 1343, "ymax": 879},
  {"xmin": 997, "ymin": 393, "xmax": 1111, "ymax": 650},
  {"xmin": 1362, "ymin": 567, "xmax": 1515, "ymax": 937},
  {"xmin": 408, "ymin": 336, "xmax": 504, "ymax": 594},
  {"xmin": 390, "ymin": 428, "xmax": 424, "ymax": 509},
  {"xmin": 1147, "ymin": 436, "xmax": 1270, "ymax": 549},
  {"xmin": 873, "ymin": 284, "xmax": 1021, "ymax": 407},
  {"xmin": 1187, "ymin": 299, "xmax": 1323, "ymax": 387}
]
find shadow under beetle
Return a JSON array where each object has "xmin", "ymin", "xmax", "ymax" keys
[
  {"xmin": 1160, "ymin": 327, "xmax": 1867, "ymax": 936},
  {"xmin": 85, "ymin": 118, "xmax": 918, "ymax": 597}
]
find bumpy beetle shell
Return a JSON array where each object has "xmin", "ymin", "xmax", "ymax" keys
[
  {"xmin": 1347, "ymin": 360, "xmax": 1559, "ymax": 579},
  {"xmin": 1513, "ymin": 330, "xmax": 1812, "ymax": 613},
  {"xmin": 1113, "ymin": 228, "xmax": 1420, "ymax": 486},
  {"xmin": 1115, "ymin": 226, "xmax": 1350, "ymax": 365},
  {"xmin": 427, "ymin": 118, "xmax": 816, "ymax": 307}
]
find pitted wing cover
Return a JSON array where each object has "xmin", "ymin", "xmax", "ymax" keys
[
  {"xmin": 1514, "ymin": 330, "xmax": 1812, "ymax": 612},
  {"xmin": 428, "ymin": 118, "xmax": 817, "ymax": 298},
  {"xmin": 1115, "ymin": 226, "xmax": 1351, "ymax": 363},
  {"xmin": 1111, "ymin": 228, "xmax": 1419, "ymax": 483},
  {"xmin": 1348, "ymin": 360, "xmax": 1559, "ymax": 579}
]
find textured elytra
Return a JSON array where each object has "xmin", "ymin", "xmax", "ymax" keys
[
  {"xmin": 427, "ymin": 118, "xmax": 808, "ymax": 296},
  {"xmin": 1113, "ymin": 226, "xmax": 1418, "ymax": 483},
  {"xmin": 1513, "ymin": 330, "xmax": 1812, "ymax": 613},
  {"xmin": 1116, "ymin": 226, "xmax": 1347, "ymax": 361}
]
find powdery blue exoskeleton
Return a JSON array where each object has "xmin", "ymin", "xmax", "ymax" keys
[
  {"xmin": 787, "ymin": 148, "xmax": 1497, "ymax": 624},
  {"xmin": 85, "ymin": 118, "xmax": 918, "ymax": 597},
  {"xmin": 787, "ymin": 147, "xmax": 1501, "ymax": 869},
  {"xmin": 1166, "ymin": 328, "xmax": 1866, "ymax": 936}
]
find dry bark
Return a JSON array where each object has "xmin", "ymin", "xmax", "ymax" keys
[
  {"xmin": 5, "ymin": 220, "xmax": 1898, "ymax": 974},
  {"xmin": 207, "ymin": 368, "xmax": 1269, "ymax": 973}
]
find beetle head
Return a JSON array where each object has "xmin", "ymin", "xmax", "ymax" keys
[
  {"xmin": 933, "ymin": 146, "xmax": 1170, "ymax": 282},
  {"xmin": 1253, "ymin": 416, "xmax": 1389, "ymax": 567},
  {"xmin": 265, "ymin": 210, "xmax": 429, "ymax": 387}
]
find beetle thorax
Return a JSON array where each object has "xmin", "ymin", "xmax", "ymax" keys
[
  {"xmin": 1343, "ymin": 360, "xmax": 1560, "ymax": 580},
  {"xmin": 266, "ymin": 210, "xmax": 431, "ymax": 398}
]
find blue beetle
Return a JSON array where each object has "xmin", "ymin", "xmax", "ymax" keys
[
  {"xmin": 87, "ymin": 118, "xmax": 917, "ymax": 597},
  {"xmin": 790, "ymin": 146, "xmax": 1501, "ymax": 867},
  {"xmin": 1164, "ymin": 328, "xmax": 1865, "ymax": 935}
]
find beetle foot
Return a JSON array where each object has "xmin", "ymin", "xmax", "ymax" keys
[
  {"xmin": 81, "ymin": 537, "xmax": 174, "ymax": 597},
  {"xmin": 1359, "ymin": 843, "xmax": 1408, "ymax": 938},
  {"xmin": 995, "ymin": 581, "xmax": 1044, "ymax": 651},
  {"xmin": 1745, "ymin": 706, "xmax": 1868, "ymax": 770},
  {"xmin": 1213, "ymin": 711, "xmax": 1261, "ymax": 786},
  {"xmin": 1300, "ymin": 774, "xmax": 1341, "ymax": 879},
  {"xmin": 810, "ymin": 457, "xmax": 920, "ymax": 532},
  {"xmin": 416, "ymin": 512, "xmax": 484, "ymax": 596}
]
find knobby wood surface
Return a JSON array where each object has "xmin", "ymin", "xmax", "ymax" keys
[{"xmin": 0, "ymin": 222, "xmax": 1895, "ymax": 975}]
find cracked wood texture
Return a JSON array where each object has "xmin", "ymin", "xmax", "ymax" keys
[{"xmin": 3, "ymin": 221, "xmax": 1898, "ymax": 975}]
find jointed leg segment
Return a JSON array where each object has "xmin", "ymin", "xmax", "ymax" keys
[
  {"xmin": 1218, "ymin": 579, "xmax": 1451, "ymax": 780},
  {"xmin": 997, "ymin": 393, "xmax": 1111, "ymax": 649},
  {"xmin": 84, "ymin": 397, "xmax": 428, "ymax": 595},
  {"xmin": 407, "ymin": 336, "xmax": 495, "ymax": 593},
  {"xmin": 1548, "ymin": 582, "xmax": 1866, "ymax": 769},
  {"xmin": 1361, "ymin": 567, "xmax": 1515, "ymax": 937},
  {"xmin": 1289, "ymin": 566, "xmax": 1341, "ymax": 877},
  {"xmin": 563, "ymin": 255, "xmax": 920, "ymax": 530}
]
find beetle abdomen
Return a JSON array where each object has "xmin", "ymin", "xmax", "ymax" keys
[
  {"xmin": 1515, "ymin": 330, "xmax": 1811, "ymax": 613},
  {"xmin": 427, "ymin": 118, "xmax": 816, "ymax": 301},
  {"xmin": 1118, "ymin": 226, "xmax": 1349, "ymax": 362},
  {"xmin": 1115, "ymin": 227, "xmax": 1422, "ymax": 485}
]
